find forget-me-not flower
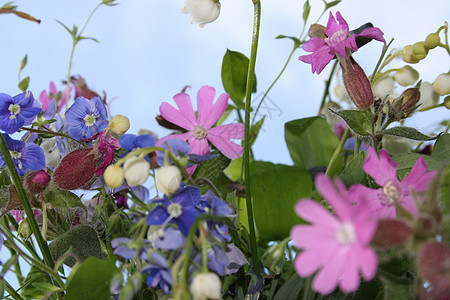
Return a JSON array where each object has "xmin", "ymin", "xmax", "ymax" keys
[{"xmin": 0, "ymin": 91, "xmax": 41, "ymax": 134}]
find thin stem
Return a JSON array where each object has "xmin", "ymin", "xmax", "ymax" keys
[
  {"xmin": 3, "ymin": 278, "xmax": 24, "ymax": 300},
  {"xmin": 354, "ymin": 136, "xmax": 361, "ymax": 155},
  {"xmin": 317, "ymin": 59, "xmax": 338, "ymax": 115},
  {"xmin": 325, "ymin": 128, "xmax": 350, "ymax": 177},
  {"xmin": 244, "ymin": 0, "xmax": 261, "ymax": 275}
]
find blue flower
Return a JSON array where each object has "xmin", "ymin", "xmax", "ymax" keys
[
  {"xmin": 143, "ymin": 252, "xmax": 172, "ymax": 294},
  {"xmin": 65, "ymin": 96, "xmax": 108, "ymax": 140},
  {"xmin": 111, "ymin": 237, "xmax": 148, "ymax": 260},
  {"xmin": 0, "ymin": 134, "xmax": 45, "ymax": 176},
  {"xmin": 156, "ymin": 138, "xmax": 216, "ymax": 167},
  {"xmin": 119, "ymin": 134, "xmax": 156, "ymax": 162},
  {"xmin": 199, "ymin": 191, "xmax": 235, "ymax": 241},
  {"xmin": 146, "ymin": 184, "xmax": 204, "ymax": 236},
  {"xmin": 0, "ymin": 91, "xmax": 41, "ymax": 134}
]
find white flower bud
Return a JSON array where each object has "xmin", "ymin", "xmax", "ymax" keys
[
  {"xmin": 104, "ymin": 164, "xmax": 124, "ymax": 188},
  {"xmin": 394, "ymin": 65, "xmax": 419, "ymax": 87},
  {"xmin": 40, "ymin": 138, "xmax": 60, "ymax": 168},
  {"xmin": 372, "ymin": 76, "xmax": 395, "ymax": 100},
  {"xmin": 155, "ymin": 165, "xmax": 182, "ymax": 195},
  {"xmin": 419, "ymin": 82, "xmax": 440, "ymax": 108},
  {"xmin": 109, "ymin": 114, "xmax": 130, "ymax": 135},
  {"xmin": 123, "ymin": 157, "xmax": 150, "ymax": 187},
  {"xmin": 402, "ymin": 45, "xmax": 420, "ymax": 64},
  {"xmin": 181, "ymin": 0, "xmax": 220, "ymax": 28},
  {"xmin": 190, "ymin": 272, "xmax": 222, "ymax": 300},
  {"xmin": 433, "ymin": 73, "xmax": 450, "ymax": 96}
]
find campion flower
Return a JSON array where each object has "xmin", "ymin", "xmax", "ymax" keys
[
  {"xmin": 65, "ymin": 96, "xmax": 108, "ymax": 140},
  {"xmin": 355, "ymin": 147, "xmax": 437, "ymax": 218},
  {"xmin": 299, "ymin": 11, "xmax": 385, "ymax": 75},
  {"xmin": 0, "ymin": 91, "xmax": 41, "ymax": 134},
  {"xmin": 70, "ymin": 75, "xmax": 100, "ymax": 100},
  {"xmin": 38, "ymin": 81, "xmax": 71, "ymax": 112},
  {"xmin": 290, "ymin": 174, "xmax": 378, "ymax": 295},
  {"xmin": 0, "ymin": 134, "xmax": 45, "ymax": 176},
  {"xmin": 158, "ymin": 86, "xmax": 244, "ymax": 159}
]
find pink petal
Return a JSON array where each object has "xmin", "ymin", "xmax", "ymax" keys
[
  {"xmin": 315, "ymin": 175, "xmax": 352, "ymax": 221},
  {"xmin": 156, "ymin": 133, "xmax": 191, "ymax": 148},
  {"xmin": 291, "ymin": 224, "xmax": 337, "ymax": 249},
  {"xmin": 49, "ymin": 81, "xmax": 57, "ymax": 95},
  {"xmin": 354, "ymin": 244, "xmax": 378, "ymax": 281},
  {"xmin": 302, "ymin": 37, "xmax": 327, "ymax": 52},
  {"xmin": 186, "ymin": 136, "xmax": 210, "ymax": 156},
  {"xmin": 293, "ymin": 199, "xmax": 339, "ymax": 227},
  {"xmin": 207, "ymin": 124, "xmax": 245, "ymax": 159},
  {"xmin": 339, "ymin": 251, "xmax": 360, "ymax": 293},
  {"xmin": 325, "ymin": 12, "xmax": 340, "ymax": 38},
  {"xmin": 335, "ymin": 12, "xmax": 350, "ymax": 35},
  {"xmin": 312, "ymin": 249, "xmax": 346, "ymax": 295},
  {"xmin": 294, "ymin": 244, "xmax": 340, "ymax": 277},
  {"xmin": 400, "ymin": 195, "xmax": 418, "ymax": 216},
  {"xmin": 362, "ymin": 147, "xmax": 397, "ymax": 186},
  {"xmin": 39, "ymin": 90, "xmax": 50, "ymax": 110},
  {"xmin": 159, "ymin": 93, "xmax": 197, "ymax": 130},
  {"xmin": 197, "ymin": 86, "xmax": 229, "ymax": 129},
  {"xmin": 357, "ymin": 27, "xmax": 385, "ymax": 43},
  {"xmin": 310, "ymin": 47, "xmax": 335, "ymax": 74},
  {"xmin": 402, "ymin": 157, "xmax": 437, "ymax": 192}
]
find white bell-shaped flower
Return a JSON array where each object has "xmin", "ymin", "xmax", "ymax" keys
[
  {"xmin": 181, "ymin": 0, "xmax": 221, "ymax": 28},
  {"xmin": 123, "ymin": 157, "xmax": 150, "ymax": 186},
  {"xmin": 433, "ymin": 73, "xmax": 450, "ymax": 96},
  {"xmin": 190, "ymin": 272, "xmax": 222, "ymax": 300},
  {"xmin": 419, "ymin": 82, "xmax": 440, "ymax": 108},
  {"xmin": 394, "ymin": 65, "xmax": 419, "ymax": 87},
  {"xmin": 104, "ymin": 164, "xmax": 125, "ymax": 188},
  {"xmin": 155, "ymin": 165, "xmax": 182, "ymax": 195}
]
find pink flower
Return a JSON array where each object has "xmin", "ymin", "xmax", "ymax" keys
[
  {"xmin": 158, "ymin": 86, "xmax": 244, "ymax": 159},
  {"xmin": 39, "ymin": 81, "xmax": 71, "ymax": 112},
  {"xmin": 355, "ymin": 147, "xmax": 437, "ymax": 218},
  {"xmin": 290, "ymin": 174, "xmax": 378, "ymax": 295},
  {"xmin": 299, "ymin": 11, "xmax": 385, "ymax": 74}
]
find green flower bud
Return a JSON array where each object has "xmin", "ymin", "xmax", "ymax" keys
[
  {"xmin": 18, "ymin": 218, "xmax": 32, "ymax": 239},
  {"xmin": 412, "ymin": 41, "xmax": 428, "ymax": 60},
  {"xmin": 402, "ymin": 45, "xmax": 420, "ymax": 64},
  {"xmin": 444, "ymin": 95, "xmax": 450, "ymax": 109},
  {"xmin": 424, "ymin": 32, "xmax": 440, "ymax": 49}
]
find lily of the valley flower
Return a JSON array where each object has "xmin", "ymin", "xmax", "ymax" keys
[
  {"xmin": 123, "ymin": 156, "xmax": 150, "ymax": 187},
  {"xmin": 181, "ymin": 0, "xmax": 220, "ymax": 28},
  {"xmin": 190, "ymin": 272, "xmax": 222, "ymax": 300},
  {"xmin": 155, "ymin": 165, "xmax": 182, "ymax": 196}
]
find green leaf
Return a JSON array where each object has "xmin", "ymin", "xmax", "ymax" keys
[
  {"xmin": 224, "ymin": 156, "xmax": 242, "ymax": 181},
  {"xmin": 302, "ymin": 0, "xmax": 311, "ymax": 24},
  {"xmin": 18, "ymin": 76, "xmax": 30, "ymax": 92},
  {"xmin": 379, "ymin": 126, "xmax": 438, "ymax": 141},
  {"xmin": 221, "ymin": 49, "xmax": 257, "ymax": 108},
  {"xmin": 438, "ymin": 165, "xmax": 450, "ymax": 215},
  {"xmin": 339, "ymin": 151, "xmax": 368, "ymax": 187},
  {"xmin": 251, "ymin": 161, "xmax": 312, "ymax": 241},
  {"xmin": 56, "ymin": 19, "xmax": 75, "ymax": 38},
  {"xmin": 49, "ymin": 225, "xmax": 103, "ymax": 267},
  {"xmin": 65, "ymin": 257, "xmax": 117, "ymax": 300},
  {"xmin": 323, "ymin": 0, "xmax": 342, "ymax": 10},
  {"xmin": 275, "ymin": 35, "xmax": 301, "ymax": 49},
  {"xmin": 249, "ymin": 116, "xmax": 265, "ymax": 147},
  {"xmin": 19, "ymin": 54, "xmax": 27, "ymax": 72},
  {"xmin": 380, "ymin": 276, "xmax": 413, "ymax": 300},
  {"xmin": 393, "ymin": 153, "xmax": 441, "ymax": 179},
  {"xmin": 1, "ymin": 2, "xmax": 18, "ymax": 10},
  {"xmin": 274, "ymin": 273, "xmax": 303, "ymax": 300},
  {"xmin": 285, "ymin": 117, "xmax": 342, "ymax": 169},
  {"xmin": 21, "ymin": 266, "xmax": 53, "ymax": 299},
  {"xmin": 45, "ymin": 189, "xmax": 85, "ymax": 214},
  {"xmin": 330, "ymin": 109, "xmax": 373, "ymax": 136},
  {"xmin": 432, "ymin": 134, "xmax": 450, "ymax": 164},
  {"xmin": 77, "ymin": 36, "xmax": 100, "ymax": 43}
]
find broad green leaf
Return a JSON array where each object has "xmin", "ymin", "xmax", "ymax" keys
[
  {"xmin": 19, "ymin": 54, "xmax": 27, "ymax": 72},
  {"xmin": 379, "ymin": 126, "xmax": 438, "ymax": 141},
  {"xmin": 438, "ymin": 165, "xmax": 450, "ymax": 215},
  {"xmin": 65, "ymin": 257, "xmax": 117, "ymax": 300},
  {"xmin": 302, "ymin": 0, "xmax": 311, "ymax": 24},
  {"xmin": 285, "ymin": 117, "xmax": 342, "ymax": 170},
  {"xmin": 251, "ymin": 161, "xmax": 312, "ymax": 241},
  {"xmin": 275, "ymin": 35, "xmax": 301, "ymax": 49},
  {"xmin": 18, "ymin": 76, "xmax": 30, "ymax": 92},
  {"xmin": 221, "ymin": 49, "xmax": 257, "ymax": 108},
  {"xmin": 339, "ymin": 151, "xmax": 368, "ymax": 187},
  {"xmin": 49, "ymin": 225, "xmax": 103, "ymax": 267},
  {"xmin": 393, "ymin": 153, "xmax": 441, "ymax": 179},
  {"xmin": 274, "ymin": 273, "xmax": 303, "ymax": 300},
  {"xmin": 224, "ymin": 156, "xmax": 242, "ymax": 181},
  {"xmin": 45, "ymin": 189, "xmax": 85, "ymax": 214},
  {"xmin": 330, "ymin": 109, "xmax": 373, "ymax": 136},
  {"xmin": 432, "ymin": 134, "xmax": 450, "ymax": 164}
]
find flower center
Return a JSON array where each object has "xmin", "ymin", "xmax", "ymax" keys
[
  {"xmin": 168, "ymin": 203, "xmax": 183, "ymax": 218},
  {"xmin": 84, "ymin": 114, "xmax": 97, "ymax": 126},
  {"xmin": 383, "ymin": 181, "xmax": 400, "ymax": 204},
  {"xmin": 8, "ymin": 104, "xmax": 21, "ymax": 120},
  {"xmin": 192, "ymin": 125, "xmax": 207, "ymax": 139},
  {"xmin": 336, "ymin": 223, "xmax": 356, "ymax": 245},
  {"xmin": 325, "ymin": 29, "xmax": 347, "ymax": 47},
  {"xmin": 10, "ymin": 151, "xmax": 23, "ymax": 169}
]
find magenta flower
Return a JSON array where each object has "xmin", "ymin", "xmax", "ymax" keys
[
  {"xmin": 355, "ymin": 147, "xmax": 437, "ymax": 218},
  {"xmin": 299, "ymin": 11, "xmax": 385, "ymax": 74},
  {"xmin": 158, "ymin": 86, "xmax": 244, "ymax": 159},
  {"xmin": 39, "ymin": 81, "xmax": 71, "ymax": 112},
  {"xmin": 290, "ymin": 174, "xmax": 378, "ymax": 295}
]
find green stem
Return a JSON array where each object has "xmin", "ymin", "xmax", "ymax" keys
[
  {"xmin": 325, "ymin": 128, "xmax": 350, "ymax": 177},
  {"xmin": 317, "ymin": 59, "xmax": 338, "ymax": 115},
  {"xmin": 354, "ymin": 136, "xmax": 361, "ymax": 155},
  {"xmin": 244, "ymin": 0, "xmax": 261, "ymax": 275},
  {"xmin": 0, "ymin": 135, "xmax": 55, "ymax": 271},
  {"xmin": 3, "ymin": 278, "xmax": 24, "ymax": 300}
]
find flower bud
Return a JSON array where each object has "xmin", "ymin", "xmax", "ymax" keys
[
  {"xmin": 394, "ymin": 65, "xmax": 419, "ymax": 86},
  {"xmin": 340, "ymin": 56, "xmax": 374, "ymax": 109},
  {"xmin": 123, "ymin": 157, "xmax": 150, "ymax": 187},
  {"xmin": 402, "ymin": 45, "xmax": 420, "ymax": 64},
  {"xmin": 181, "ymin": 0, "xmax": 221, "ymax": 28},
  {"xmin": 52, "ymin": 148, "xmax": 96, "ymax": 190},
  {"xmin": 24, "ymin": 170, "xmax": 51, "ymax": 194},
  {"xmin": 372, "ymin": 219, "xmax": 411, "ymax": 248},
  {"xmin": 104, "ymin": 164, "xmax": 124, "ymax": 188},
  {"xmin": 412, "ymin": 41, "xmax": 428, "ymax": 60},
  {"xmin": 424, "ymin": 33, "xmax": 440, "ymax": 49},
  {"xmin": 190, "ymin": 272, "xmax": 222, "ymax": 300},
  {"xmin": 109, "ymin": 115, "xmax": 130, "ymax": 135},
  {"xmin": 308, "ymin": 24, "xmax": 326, "ymax": 38},
  {"xmin": 433, "ymin": 73, "xmax": 450, "ymax": 96},
  {"xmin": 155, "ymin": 165, "xmax": 182, "ymax": 195},
  {"xmin": 372, "ymin": 76, "xmax": 395, "ymax": 100},
  {"xmin": 40, "ymin": 139, "xmax": 60, "ymax": 168},
  {"xmin": 444, "ymin": 95, "xmax": 450, "ymax": 109},
  {"xmin": 18, "ymin": 218, "xmax": 32, "ymax": 239},
  {"xmin": 394, "ymin": 87, "xmax": 421, "ymax": 115},
  {"xmin": 419, "ymin": 82, "xmax": 440, "ymax": 108}
]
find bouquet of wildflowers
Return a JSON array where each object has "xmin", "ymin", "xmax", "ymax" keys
[{"xmin": 0, "ymin": 0, "xmax": 449, "ymax": 299}]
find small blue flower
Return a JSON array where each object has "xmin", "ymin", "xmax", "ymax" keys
[
  {"xmin": 157, "ymin": 138, "xmax": 216, "ymax": 167},
  {"xmin": 119, "ymin": 134, "xmax": 156, "ymax": 162},
  {"xmin": 199, "ymin": 191, "xmax": 234, "ymax": 241},
  {"xmin": 111, "ymin": 237, "xmax": 148, "ymax": 260},
  {"xmin": 0, "ymin": 91, "xmax": 41, "ymax": 134},
  {"xmin": 0, "ymin": 134, "xmax": 45, "ymax": 176},
  {"xmin": 143, "ymin": 252, "xmax": 172, "ymax": 294},
  {"xmin": 65, "ymin": 96, "xmax": 108, "ymax": 140}
]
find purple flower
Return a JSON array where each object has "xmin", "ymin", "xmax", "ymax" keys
[
  {"xmin": 290, "ymin": 174, "xmax": 378, "ymax": 295},
  {"xmin": 0, "ymin": 91, "xmax": 41, "ymax": 134},
  {"xmin": 0, "ymin": 134, "xmax": 45, "ymax": 176},
  {"xmin": 158, "ymin": 85, "xmax": 245, "ymax": 159},
  {"xmin": 65, "ymin": 96, "xmax": 108, "ymax": 140},
  {"xmin": 146, "ymin": 184, "xmax": 204, "ymax": 236},
  {"xmin": 153, "ymin": 227, "xmax": 185, "ymax": 250},
  {"xmin": 111, "ymin": 237, "xmax": 148, "ymax": 260},
  {"xmin": 299, "ymin": 11, "xmax": 385, "ymax": 74},
  {"xmin": 143, "ymin": 252, "xmax": 172, "ymax": 294},
  {"xmin": 199, "ymin": 191, "xmax": 234, "ymax": 241},
  {"xmin": 354, "ymin": 147, "xmax": 437, "ymax": 218},
  {"xmin": 119, "ymin": 134, "xmax": 156, "ymax": 162}
]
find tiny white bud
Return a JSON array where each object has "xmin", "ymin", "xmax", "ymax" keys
[
  {"xmin": 181, "ymin": 0, "xmax": 221, "ymax": 28},
  {"xmin": 155, "ymin": 165, "xmax": 182, "ymax": 195},
  {"xmin": 394, "ymin": 65, "xmax": 419, "ymax": 87},
  {"xmin": 190, "ymin": 272, "xmax": 222, "ymax": 300},
  {"xmin": 109, "ymin": 114, "xmax": 130, "ymax": 135},
  {"xmin": 104, "ymin": 164, "xmax": 124, "ymax": 188},
  {"xmin": 419, "ymin": 82, "xmax": 440, "ymax": 108},
  {"xmin": 372, "ymin": 76, "xmax": 395, "ymax": 100},
  {"xmin": 433, "ymin": 73, "xmax": 450, "ymax": 96},
  {"xmin": 123, "ymin": 157, "xmax": 150, "ymax": 187}
]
